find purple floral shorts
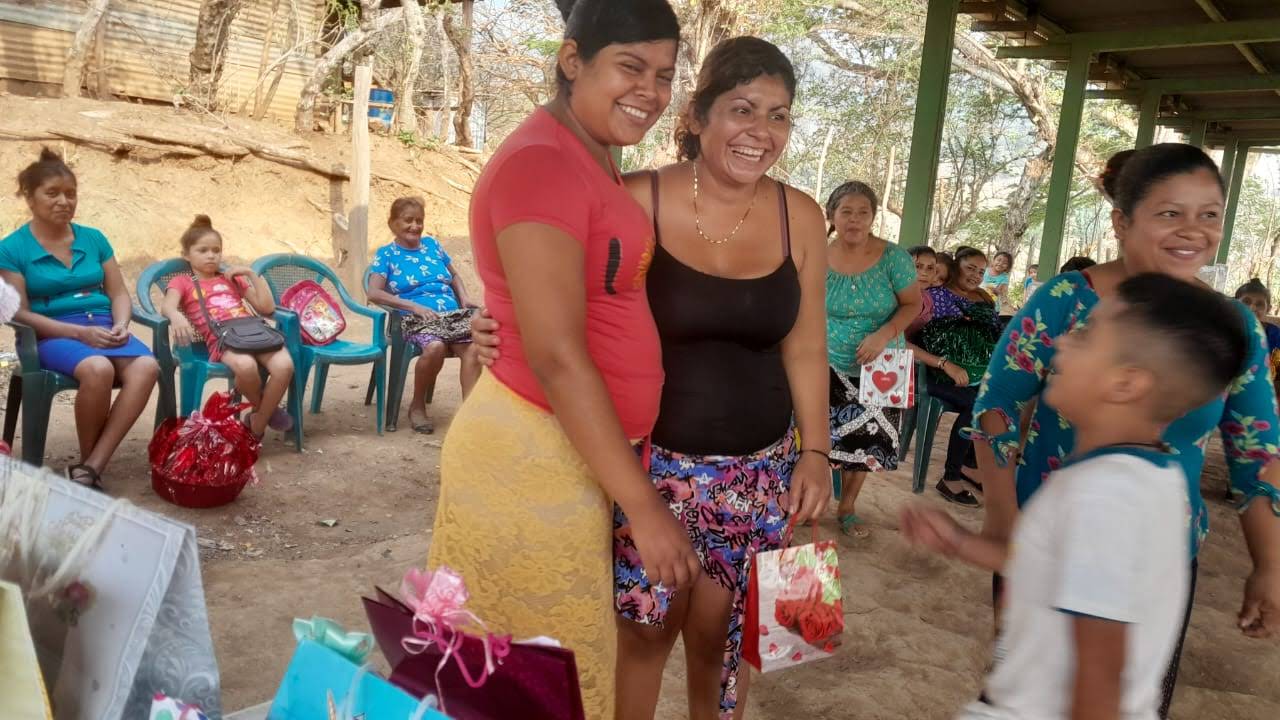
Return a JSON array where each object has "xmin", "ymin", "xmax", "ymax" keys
[{"xmin": 614, "ymin": 429, "xmax": 796, "ymax": 719}]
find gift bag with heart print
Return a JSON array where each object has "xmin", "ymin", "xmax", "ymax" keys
[{"xmin": 858, "ymin": 348, "xmax": 915, "ymax": 409}]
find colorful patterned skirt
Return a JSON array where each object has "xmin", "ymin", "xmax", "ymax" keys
[
  {"xmin": 401, "ymin": 307, "xmax": 476, "ymax": 349},
  {"xmin": 613, "ymin": 430, "xmax": 797, "ymax": 720},
  {"xmin": 829, "ymin": 366, "xmax": 902, "ymax": 472}
]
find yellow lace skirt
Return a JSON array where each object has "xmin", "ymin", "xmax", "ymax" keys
[{"xmin": 428, "ymin": 372, "xmax": 616, "ymax": 720}]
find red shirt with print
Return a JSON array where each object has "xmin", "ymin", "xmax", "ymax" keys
[
  {"xmin": 167, "ymin": 274, "xmax": 253, "ymax": 361},
  {"xmin": 469, "ymin": 108, "xmax": 662, "ymax": 438}
]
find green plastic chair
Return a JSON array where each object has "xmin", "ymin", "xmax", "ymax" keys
[
  {"xmin": 3, "ymin": 309, "xmax": 170, "ymax": 467},
  {"xmin": 360, "ymin": 267, "xmax": 465, "ymax": 432},
  {"xmin": 908, "ymin": 362, "xmax": 946, "ymax": 495},
  {"xmin": 133, "ymin": 259, "xmax": 304, "ymax": 449},
  {"xmin": 251, "ymin": 254, "xmax": 387, "ymax": 447}
]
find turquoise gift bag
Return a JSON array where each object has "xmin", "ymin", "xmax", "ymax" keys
[{"xmin": 269, "ymin": 618, "xmax": 449, "ymax": 720}]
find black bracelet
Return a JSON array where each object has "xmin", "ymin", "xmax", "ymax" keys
[{"xmin": 801, "ymin": 448, "xmax": 830, "ymax": 460}]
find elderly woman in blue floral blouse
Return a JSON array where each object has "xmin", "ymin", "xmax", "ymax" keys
[{"xmin": 367, "ymin": 196, "xmax": 480, "ymax": 433}]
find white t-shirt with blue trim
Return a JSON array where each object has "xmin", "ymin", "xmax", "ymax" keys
[{"xmin": 960, "ymin": 447, "xmax": 1191, "ymax": 720}]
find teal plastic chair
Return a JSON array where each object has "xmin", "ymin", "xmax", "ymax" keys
[
  {"xmin": 251, "ymin": 254, "xmax": 387, "ymax": 447},
  {"xmin": 3, "ymin": 309, "xmax": 171, "ymax": 467},
  {"xmin": 360, "ymin": 267, "xmax": 465, "ymax": 432},
  {"xmin": 133, "ymin": 259, "xmax": 304, "ymax": 449}
]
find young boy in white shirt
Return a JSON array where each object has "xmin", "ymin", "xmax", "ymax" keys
[{"xmin": 902, "ymin": 273, "xmax": 1250, "ymax": 720}]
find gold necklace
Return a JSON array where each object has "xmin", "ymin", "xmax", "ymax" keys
[{"xmin": 693, "ymin": 163, "xmax": 757, "ymax": 245}]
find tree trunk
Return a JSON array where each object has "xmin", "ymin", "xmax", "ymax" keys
[
  {"xmin": 254, "ymin": 0, "xmax": 300, "ymax": 120},
  {"xmin": 245, "ymin": 0, "xmax": 281, "ymax": 116},
  {"xmin": 188, "ymin": 0, "xmax": 244, "ymax": 109},
  {"xmin": 997, "ymin": 143, "xmax": 1054, "ymax": 255},
  {"xmin": 435, "ymin": 11, "xmax": 453, "ymax": 141},
  {"xmin": 394, "ymin": 0, "xmax": 426, "ymax": 136},
  {"xmin": 63, "ymin": 0, "xmax": 112, "ymax": 98},
  {"xmin": 442, "ymin": 5, "xmax": 475, "ymax": 148},
  {"xmin": 293, "ymin": 7, "xmax": 404, "ymax": 133}
]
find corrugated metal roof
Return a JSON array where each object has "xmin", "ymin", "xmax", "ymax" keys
[{"xmin": 0, "ymin": 0, "xmax": 325, "ymax": 120}]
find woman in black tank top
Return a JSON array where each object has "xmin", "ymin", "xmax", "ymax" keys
[{"xmin": 470, "ymin": 38, "xmax": 831, "ymax": 720}]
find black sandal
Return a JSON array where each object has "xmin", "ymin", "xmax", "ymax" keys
[
  {"xmin": 936, "ymin": 478, "xmax": 981, "ymax": 507},
  {"xmin": 66, "ymin": 463, "xmax": 105, "ymax": 492}
]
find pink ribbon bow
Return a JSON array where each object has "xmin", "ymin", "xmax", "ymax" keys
[{"xmin": 399, "ymin": 566, "xmax": 511, "ymax": 712}]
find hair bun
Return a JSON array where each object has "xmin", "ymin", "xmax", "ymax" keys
[
  {"xmin": 38, "ymin": 147, "xmax": 63, "ymax": 163},
  {"xmin": 1251, "ymin": 277, "xmax": 1263, "ymax": 284},
  {"xmin": 554, "ymin": 0, "xmax": 577, "ymax": 22},
  {"xmin": 191, "ymin": 214, "xmax": 213, "ymax": 229}
]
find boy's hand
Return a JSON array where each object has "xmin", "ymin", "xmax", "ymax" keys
[
  {"xmin": 1239, "ymin": 567, "xmax": 1280, "ymax": 639},
  {"xmin": 171, "ymin": 317, "xmax": 197, "ymax": 346},
  {"xmin": 900, "ymin": 504, "xmax": 964, "ymax": 556}
]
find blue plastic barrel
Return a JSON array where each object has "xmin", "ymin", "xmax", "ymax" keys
[{"xmin": 369, "ymin": 88, "xmax": 394, "ymax": 125}]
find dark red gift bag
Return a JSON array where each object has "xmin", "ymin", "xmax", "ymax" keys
[{"xmin": 362, "ymin": 588, "xmax": 585, "ymax": 720}]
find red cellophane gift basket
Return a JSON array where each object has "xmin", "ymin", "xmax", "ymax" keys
[{"xmin": 148, "ymin": 392, "xmax": 261, "ymax": 508}]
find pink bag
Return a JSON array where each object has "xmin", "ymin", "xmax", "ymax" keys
[
  {"xmin": 363, "ymin": 568, "xmax": 586, "ymax": 720},
  {"xmin": 279, "ymin": 280, "xmax": 345, "ymax": 345}
]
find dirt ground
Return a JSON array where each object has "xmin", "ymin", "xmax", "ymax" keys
[{"xmin": 2, "ymin": 95, "xmax": 1279, "ymax": 719}]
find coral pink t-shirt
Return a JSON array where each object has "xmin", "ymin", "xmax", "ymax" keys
[
  {"xmin": 167, "ymin": 274, "xmax": 252, "ymax": 360},
  {"xmin": 470, "ymin": 108, "xmax": 662, "ymax": 438}
]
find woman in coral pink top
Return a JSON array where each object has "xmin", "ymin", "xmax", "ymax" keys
[{"xmin": 425, "ymin": 2, "xmax": 697, "ymax": 718}]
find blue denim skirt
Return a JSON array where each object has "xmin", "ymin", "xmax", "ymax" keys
[{"xmin": 34, "ymin": 311, "xmax": 152, "ymax": 376}]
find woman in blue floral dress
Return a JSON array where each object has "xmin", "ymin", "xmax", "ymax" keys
[
  {"xmin": 971, "ymin": 143, "xmax": 1280, "ymax": 718},
  {"xmin": 367, "ymin": 196, "xmax": 480, "ymax": 433}
]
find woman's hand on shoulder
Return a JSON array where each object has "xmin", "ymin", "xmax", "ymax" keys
[
  {"xmin": 470, "ymin": 307, "xmax": 501, "ymax": 367},
  {"xmin": 225, "ymin": 265, "xmax": 255, "ymax": 279}
]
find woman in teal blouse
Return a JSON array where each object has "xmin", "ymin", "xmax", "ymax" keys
[
  {"xmin": 0, "ymin": 149, "xmax": 158, "ymax": 490},
  {"xmin": 825, "ymin": 181, "xmax": 922, "ymax": 537},
  {"xmin": 971, "ymin": 144, "xmax": 1280, "ymax": 717}
]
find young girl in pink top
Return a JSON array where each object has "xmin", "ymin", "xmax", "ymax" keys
[{"xmin": 162, "ymin": 215, "xmax": 294, "ymax": 438}]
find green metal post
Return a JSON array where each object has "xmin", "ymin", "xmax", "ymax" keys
[
  {"xmin": 1219, "ymin": 137, "xmax": 1240, "ymax": 198},
  {"xmin": 1219, "ymin": 145, "xmax": 1250, "ymax": 264},
  {"xmin": 1136, "ymin": 91, "xmax": 1160, "ymax": 148},
  {"xmin": 1037, "ymin": 46, "xmax": 1091, "ymax": 280},
  {"xmin": 898, "ymin": 0, "xmax": 960, "ymax": 247},
  {"xmin": 1188, "ymin": 119, "xmax": 1209, "ymax": 147}
]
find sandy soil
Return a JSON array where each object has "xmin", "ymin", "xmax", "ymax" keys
[{"xmin": 1, "ymin": 95, "xmax": 1278, "ymax": 719}]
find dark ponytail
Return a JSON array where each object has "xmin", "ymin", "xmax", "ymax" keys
[
  {"xmin": 1099, "ymin": 149, "xmax": 1134, "ymax": 203},
  {"xmin": 17, "ymin": 147, "xmax": 75, "ymax": 197},
  {"xmin": 1235, "ymin": 277, "xmax": 1272, "ymax": 308},
  {"xmin": 180, "ymin": 214, "xmax": 221, "ymax": 252}
]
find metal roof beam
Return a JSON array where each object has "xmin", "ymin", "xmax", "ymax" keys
[
  {"xmin": 1127, "ymin": 74, "xmax": 1280, "ymax": 93},
  {"xmin": 996, "ymin": 44, "xmax": 1073, "ymax": 59},
  {"xmin": 998, "ymin": 18, "xmax": 1280, "ymax": 57},
  {"xmin": 1086, "ymin": 89, "xmax": 1140, "ymax": 101},
  {"xmin": 1205, "ymin": 130, "xmax": 1280, "ymax": 141},
  {"xmin": 1160, "ymin": 108, "xmax": 1280, "ymax": 121}
]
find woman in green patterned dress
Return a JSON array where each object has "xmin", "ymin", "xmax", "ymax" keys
[{"xmin": 825, "ymin": 181, "xmax": 922, "ymax": 538}]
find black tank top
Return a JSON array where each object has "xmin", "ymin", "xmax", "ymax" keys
[{"xmin": 646, "ymin": 171, "xmax": 802, "ymax": 455}]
